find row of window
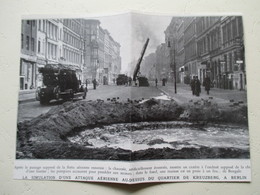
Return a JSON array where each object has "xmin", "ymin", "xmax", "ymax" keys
[
  {"xmin": 21, "ymin": 34, "xmax": 35, "ymax": 52},
  {"xmin": 47, "ymin": 21, "xmax": 58, "ymax": 40},
  {"xmin": 179, "ymin": 18, "xmax": 243, "ymax": 60},
  {"xmin": 196, "ymin": 17, "xmax": 220, "ymax": 35},
  {"xmin": 63, "ymin": 31, "xmax": 83, "ymax": 49},
  {"xmin": 37, "ymin": 39, "xmax": 45, "ymax": 55},
  {"xmin": 222, "ymin": 18, "xmax": 243, "ymax": 44},
  {"xmin": 63, "ymin": 48, "xmax": 83, "ymax": 64},
  {"xmin": 26, "ymin": 20, "xmax": 36, "ymax": 27},
  {"xmin": 47, "ymin": 42, "xmax": 57, "ymax": 60},
  {"xmin": 184, "ymin": 22, "xmax": 196, "ymax": 43},
  {"xmin": 185, "ymin": 41, "xmax": 197, "ymax": 60},
  {"xmin": 63, "ymin": 19, "xmax": 82, "ymax": 35},
  {"xmin": 197, "ymin": 29, "xmax": 221, "ymax": 56}
]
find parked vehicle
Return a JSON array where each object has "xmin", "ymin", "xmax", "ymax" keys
[
  {"xmin": 138, "ymin": 76, "xmax": 149, "ymax": 86},
  {"xmin": 36, "ymin": 64, "xmax": 87, "ymax": 105},
  {"xmin": 116, "ymin": 74, "xmax": 128, "ymax": 85}
]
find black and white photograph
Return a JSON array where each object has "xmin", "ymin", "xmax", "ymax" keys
[{"xmin": 15, "ymin": 13, "xmax": 250, "ymax": 183}]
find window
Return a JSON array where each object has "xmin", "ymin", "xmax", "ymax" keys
[
  {"xmin": 48, "ymin": 22, "xmax": 51, "ymax": 36},
  {"xmin": 38, "ymin": 20, "xmax": 41, "ymax": 30},
  {"xmin": 43, "ymin": 40, "xmax": 45, "ymax": 54},
  {"xmin": 31, "ymin": 38, "xmax": 35, "ymax": 51},
  {"xmin": 47, "ymin": 43, "xmax": 50, "ymax": 58},
  {"xmin": 54, "ymin": 45, "xmax": 57, "ymax": 59},
  {"xmin": 232, "ymin": 19, "xmax": 237, "ymax": 37},
  {"xmin": 229, "ymin": 53, "xmax": 232, "ymax": 71},
  {"xmin": 27, "ymin": 20, "xmax": 30, "ymax": 25},
  {"xmin": 50, "ymin": 23, "xmax": 53, "ymax": 38},
  {"xmin": 21, "ymin": 34, "xmax": 24, "ymax": 49},
  {"xmin": 38, "ymin": 40, "xmax": 41, "ymax": 53},
  {"xmin": 238, "ymin": 17, "xmax": 243, "ymax": 36},
  {"xmin": 228, "ymin": 23, "xmax": 232, "ymax": 41},
  {"xmin": 26, "ymin": 36, "xmax": 29, "ymax": 50},
  {"xmin": 43, "ymin": 20, "xmax": 45, "ymax": 32}
]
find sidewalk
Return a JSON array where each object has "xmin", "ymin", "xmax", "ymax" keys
[
  {"xmin": 157, "ymin": 83, "xmax": 247, "ymax": 106},
  {"xmin": 18, "ymin": 89, "xmax": 36, "ymax": 103},
  {"xmin": 18, "ymin": 85, "xmax": 106, "ymax": 103}
]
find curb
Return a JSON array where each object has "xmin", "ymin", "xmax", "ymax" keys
[{"xmin": 19, "ymin": 98, "xmax": 36, "ymax": 104}]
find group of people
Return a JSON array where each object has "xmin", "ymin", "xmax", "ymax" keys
[
  {"xmin": 84, "ymin": 78, "xmax": 98, "ymax": 91},
  {"xmin": 190, "ymin": 76, "xmax": 211, "ymax": 96},
  {"xmin": 154, "ymin": 78, "xmax": 167, "ymax": 87}
]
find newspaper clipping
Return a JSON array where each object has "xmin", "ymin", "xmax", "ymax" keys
[{"xmin": 15, "ymin": 13, "xmax": 250, "ymax": 184}]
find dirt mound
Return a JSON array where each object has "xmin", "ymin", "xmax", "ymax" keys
[
  {"xmin": 180, "ymin": 103, "xmax": 248, "ymax": 124},
  {"xmin": 16, "ymin": 99, "xmax": 248, "ymax": 160}
]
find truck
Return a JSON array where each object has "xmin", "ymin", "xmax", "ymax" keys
[
  {"xmin": 133, "ymin": 38, "xmax": 150, "ymax": 87},
  {"xmin": 36, "ymin": 64, "xmax": 87, "ymax": 105},
  {"xmin": 116, "ymin": 74, "xmax": 128, "ymax": 85}
]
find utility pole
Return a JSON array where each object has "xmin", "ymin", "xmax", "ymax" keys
[
  {"xmin": 173, "ymin": 38, "xmax": 177, "ymax": 94},
  {"xmin": 168, "ymin": 37, "xmax": 177, "ymax": 94}
]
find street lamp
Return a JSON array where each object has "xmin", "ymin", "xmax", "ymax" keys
[{"xmin": 167, "ymin": 38, "xmax": 177, "ymax": 94}]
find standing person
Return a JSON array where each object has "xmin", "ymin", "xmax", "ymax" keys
[
  {"xmin": 85, "ymin": 79, "xmax": 88, "ymax": 87},
  {"xmin": 204, "ymin": 76, "xmax": 211, "ymax": 95},
  {"xmin": 128, "ymin": 77, "xmax": 132, "ymax": 86},
  {"xmin": 194, "ymin": 76, "xmax": 201, "ymax": 96},
  {"xmin": 155, "ymin": 78, "xmax": 158, "ymax": 87},
  {"xmin": 162, "ymin": 78, "xmax": 166, "ymax": 86},
  {"xmin": 92, "ymin": 79, "xmax": 97, "ymax": 90},
  {"xmin": 190, "ymin": 76, "xmax": 195, "ymax": 95}
]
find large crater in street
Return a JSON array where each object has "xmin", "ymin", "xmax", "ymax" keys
[{"xmin": 16, "ymin": 98, "xmax": 249, "ymax": 160}]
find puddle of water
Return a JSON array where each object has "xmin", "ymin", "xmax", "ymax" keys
[
  {"xmin": 68, "ymin": 121, "xmax": 249, "ymax": 152},
  {"xmin": 139, "ymin": 94, "xmax": 172, "ymax": 104}
]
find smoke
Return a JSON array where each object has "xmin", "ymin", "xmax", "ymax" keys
[
  {"xmin": 132, "ymin": 15, "xmax": 161, "ymax": 50},
  {"xmin": 130, "ymin": 13, "xmax": 171, "ymax": 75},
  {"xmin": 131, "ymin": 14, "xmax": 162, "ymax": 60}
]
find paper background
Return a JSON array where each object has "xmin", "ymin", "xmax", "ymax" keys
[{"xmin": 0, "ymin": 0, "xmax": 260, "ymax": 194}]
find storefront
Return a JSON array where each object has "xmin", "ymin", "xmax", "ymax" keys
[
  {"xmin": 36, "ymin": 58, "xmax": 46, "ymax": 88},
  {"xmin": 20, "ymin": 55, "xmax": 37, "ymax": 90}
]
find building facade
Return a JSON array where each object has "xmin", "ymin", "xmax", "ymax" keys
[
  {"xmin": 62, "ymin": 19, "xmax": 85, "ymax": 80},
  {"xmin": 20, "ymin": 18, "xmax": 121, "ymax": 91},
  {"xmin": 164, "ymin": 16, "xmax": 246, "ymax": 90},
  {"xmin": 82, "ymin": 20, "xmax": 121, "ymax": 85},
  {"xmin": 183, "ymin": 17, "xmax": 198, "ymax": 83},
  {"xmin": 196, "ymin": 16, "xmax": 221, "ymax": 85},
  {"xmin": 20, "ymin": 20, "xmax": 37, "ymax": 90},
  {"xmin": 155, "ymin": 43, "xmax": 170, "ymax": 81}
]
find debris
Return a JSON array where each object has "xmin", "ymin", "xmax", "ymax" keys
[{"xmin": 16, "ymin": 98, "xmax": 248, "ymax": 160}]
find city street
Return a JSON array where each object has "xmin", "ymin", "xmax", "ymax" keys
[
  {"xmin": 17, "ymin": 83, "xmax": 247, "ymax": 122},
  {"xmin": 17, "ymin": 84, "xmax": 163, "ymax": 122}
]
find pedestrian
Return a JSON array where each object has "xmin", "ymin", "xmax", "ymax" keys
[
  {"xmin": 190, "ymin": 76, "xmax": 195, "ymax": 95},
  {"xmin": 128, "ymin": 77, "xmax": 132, "ymax": 86},
  {"xmin": 194, "ymin": 76, "xmax": 201, "ymax": 96},
  {"xmin": 92, "ymin": 79, "xmax": 97, "ymax": 90},
  {"xmin": 162, "ymin": 78, "xmax": 166, "ymax": 86},
  {"xmin": 155, "ymin": 78, "xmax": 158, "ymax": 87},
  {"xmin": 204, "ymin": 76, "xmax": 211, "ymax": 95}
]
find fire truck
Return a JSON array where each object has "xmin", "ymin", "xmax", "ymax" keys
[{"xmin": 36, "ymin": 64, "xmax": 87, "ymax": 105}]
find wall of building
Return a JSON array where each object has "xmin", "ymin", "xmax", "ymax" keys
[
  {"xmin": 20, "ymin": 18, "xmax": 121, "ymax": 90},
  {"xmin": 164, "ymin": 16, "xmax": 246, "ymax": 90},
  {"xmin": 20, "ymin": 20, "xmax": 37, "ymax": 90}
]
